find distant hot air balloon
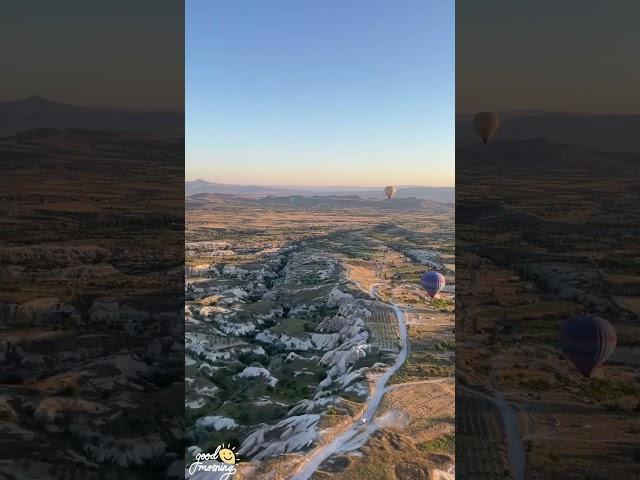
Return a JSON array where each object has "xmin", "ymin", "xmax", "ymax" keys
[
  {"xmin": 421, "ymin": 271, "xmax": 445, "ymax": 298},
  {"xmin": 559, "ymin": 314, "xmax": 617, "ymax": 378},
  {"xmin": 384, "ymin": 186, "xmax": 396, "ymax": 200},
  {"xmin": 473, "ymin": 112, "xmax": 500, "ymax": 143}
]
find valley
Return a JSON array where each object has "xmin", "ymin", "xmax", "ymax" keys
[{"xmin": 185, "ymin": 194, "xmax": 455, "ymax": 480}]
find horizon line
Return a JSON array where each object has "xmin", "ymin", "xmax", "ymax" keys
[
  {"xmin": 456, "ymin": 109, "xmax": 640, "ymax": 116},
  {"xmin": 0, "ymin": 95, "xmax": 185, "ymax": 114},
  {"xmin": 185, "ymin": 178, "xmax": 455, "ymax": 189}
]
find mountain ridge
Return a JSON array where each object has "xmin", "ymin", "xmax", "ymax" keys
[
  {"xmin": 185, "ymin": 179, "xmax": 454, "ymax": 203},
  {"xmin": 456, "ymin": 111, "xmax": 640, "ymax": 152},
  {"xmin": 187, "ymin": 191, "xmax": 453, "ymax": 212},
  {"xmin": 0, "ymin": 96, "xmax": 183, "ymax": 135},
  {"xmin": 457, "ymin": 138, "xmax": 640, "ymax": 175}
]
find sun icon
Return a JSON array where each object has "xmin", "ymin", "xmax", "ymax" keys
[{"xmin": 218, "ymin": 444, "xmax": 239, "ymax": 465}]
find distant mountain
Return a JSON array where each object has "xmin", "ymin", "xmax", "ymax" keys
[
  {"xmin": 187, "ymin": 192, "xmax": 453, "ymax": 213},
  {"xmin": 0, "ymin": 96, "xmax": 183, "ymax": 135},
  {"xmin": 185, "ymin": 180, "xmax": 296, "ymax": 197},
  {"xmin": 457, "ymin": 138, "xmax": 640, "ymax": 175},
  {"xmin": 456, "ymin": 112, "xmax": 640, "ymax": 153},
  {"xmin": 185, "ymin": 179, "xmax": 454, "ymax": 203}
]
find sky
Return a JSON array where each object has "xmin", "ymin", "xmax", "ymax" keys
[
  {"xmin": 187, "ymin": 0, "xmax": 454, "ymax": 187},
  {"xmin": 457, "ymin": 0, "xmax": 640, "ymax": 114},
  {"xmin": 1, "ymin": 0, "xmax": 183, "ymax": 111}
]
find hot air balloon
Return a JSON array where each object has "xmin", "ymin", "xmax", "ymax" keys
[
  {"xmin": 421, "ymin": 271, "xmax": 445, "ymax": 298},
  {"xmin": 384, "ymin": 186, "xmax": 396, "ymax": 200},
  {"xmin": 559, "ymin": 314, "xmax": 617, "ymax": 378},
  {"xmin": 473, "ymin": 112, "xmax": 500, "ymax": 143}
]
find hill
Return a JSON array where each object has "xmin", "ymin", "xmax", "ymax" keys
[
  {"xmin": 185, "ymin": 179, "xmax": 454, "ymax": 203},
  {"xmin": 187, "ymin": 192, "xmax": 453, "ymax": 213},
  {"xmin": 0, "ymin": 96, "xmax": 183, "ymax": 135},
  {"xmin": 457, "ymin": 138, "xmax": 640, "ymax": 176}
]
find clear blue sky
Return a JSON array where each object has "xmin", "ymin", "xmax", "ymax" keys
[{"xmin": 187, "ymin": 0, "xmax": 454, "ymax": 187}]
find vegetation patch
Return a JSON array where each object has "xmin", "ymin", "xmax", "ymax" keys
[
  {"xmin": 417, "ymin": 434, "xmax": 455, "ymax": 454},
  {"xmin": 430, "ymin": 297, "xmax": 454, "ymax": 310},
  {"xmin": 390, "ymin": 351, "xmax": 454, "ymax": 384},
  {"xmin": 576, "ymin": 378, "xmax": 639, "ymax": 404},
  {"xmin": 269, "ymin": 318, "xmax": 313, "ymax": 335}
]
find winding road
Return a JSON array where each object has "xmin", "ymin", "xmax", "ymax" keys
[{"xmin": 290, "ymin": 286, "xmax": 408, "ymax": 480}]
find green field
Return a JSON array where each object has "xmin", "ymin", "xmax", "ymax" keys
[{"xmin": 417, "ymin": 434, "xmax": 455, "ymax": 454}]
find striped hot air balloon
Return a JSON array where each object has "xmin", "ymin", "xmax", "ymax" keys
[
  {"xmin": 421, "ymin": 271, "xmax": 445, "ymax": 298},
  {"xmin": 473, "ymin": 112, "xmax": 500, "ymax": 143},
  {"xmin": 559, "ymin": 314, "xmax": 617, "ymax": 378}
]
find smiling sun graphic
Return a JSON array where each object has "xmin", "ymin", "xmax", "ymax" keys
[{"xmin": 218, "ymin": 444, "xmax": 238, "ymax": 465}]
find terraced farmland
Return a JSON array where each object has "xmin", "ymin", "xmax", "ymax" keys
[
  {"xmin": 457, "ymin": 389, "xmax": 511, "ymax": 480},
  {"xmin": 366, "ymin": 303, "xmax": 400, "ymax": 352}
]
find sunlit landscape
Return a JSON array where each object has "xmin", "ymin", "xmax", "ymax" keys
[{"xmin": 184, "ymin": 189, "xmax": 455, "ymax": 479}]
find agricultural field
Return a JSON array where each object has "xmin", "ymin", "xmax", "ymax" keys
[
  {"xmin": 366, "ymin": 304, "xmax": 401, "ymax": 352},
  {"xmin": 391, "ymin": 313, "xmax": 455, "ymax": 385},
  {"xmin": 321, "ymin": 381, "xmax": 455, "ymax": 480},
  {"xmin": 456, "ymin": 388, "xmax": 510, "ymax": 480}
]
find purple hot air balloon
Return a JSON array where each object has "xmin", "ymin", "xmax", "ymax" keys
[
  {"xmin": 559, "ymin": 314, "xmax": 617, "ymax": 378},
  {"xmin": 421, "ymin": 271, "xmax": 445, "ymax": 298}
]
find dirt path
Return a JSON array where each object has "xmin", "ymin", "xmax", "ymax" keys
[{"xmin": 289, "ymin": 285, "xmax": 408, "ymax": 480}]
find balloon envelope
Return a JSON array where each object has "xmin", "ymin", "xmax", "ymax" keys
[
  {"xmin": 421, "ymin": 271, "xmax": 445, "ymax": 298},
  {"xmin": 559, "ymin": 314, "xmax": 617, "ymax": 378},
  {"xmin": 384, "ymin": 185, "xmax": 396, "ymax": 199},
  {"xmin": 473, "ymin": 112, "xmax": 500, "ymax": 143}
]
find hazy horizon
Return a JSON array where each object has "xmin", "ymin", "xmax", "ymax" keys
[
  {"xmin": 184, "ymin": 178, "xmax": 455, "ymax": 203},
  {"xmin": 187, "ymin": 0, "xmax": 454, "ymax": 187},
  {"xmin": 0, "ymin": 94, "xmax": 185, "ymax": 114},
  {"xmin": 185, "ymin": 178, "xmax": 454, "ymax": 189}
]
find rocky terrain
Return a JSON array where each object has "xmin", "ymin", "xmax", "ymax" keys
[
  {"xmin": 185, "ymin": 246, "xmax": 386, "ymax": 462},
  {"xmin": 0, "ymin": 128, "xmax": 184, "ymax": 479},
  {"xmin": 185, "ymin": 193, "xmax": 455, "ymax": 479}
]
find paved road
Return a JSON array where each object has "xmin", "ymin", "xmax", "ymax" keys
[
  {"xmin": 494, "ymin": 391, "xmax": 526, "ymax": 480},
  {"xmin": 289, "ymin": 286, "xmax": 408, "ymax": 480}
]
